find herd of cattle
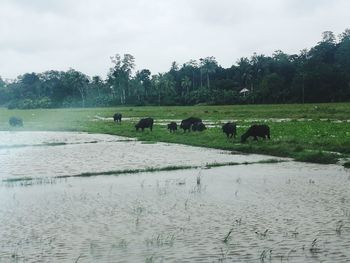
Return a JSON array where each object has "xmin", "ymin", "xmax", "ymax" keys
[
  {"xmin": 113, "ymin": 113, "xmax": 270, "ymax": 142},
  {"xmin": 8, "ymin": 113, "xmax": 270, "ymax": 143}
]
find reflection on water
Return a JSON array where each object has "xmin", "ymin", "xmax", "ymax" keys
[{"xmin": 0, "ymin": 132, "xmax": 349, "ymax": 262}]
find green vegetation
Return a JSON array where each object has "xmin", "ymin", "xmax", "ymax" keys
[
  {"xmin": 1, "ymin": 103, "xmax": 349, "ymax": 165},
  {"xmin": 60, "ymin": 165, "xmax": 197, "ymax": 178},
  {"xmin": 294, "ymin": 151, "xmax": 340, "ymax": 164},
  {"xmin": 344, "ymin": 161, "xmax": 350, "ymax": 168},
  {"xmin": 1, "ymin": 30, "xmax": 350, "ymax": 108}
]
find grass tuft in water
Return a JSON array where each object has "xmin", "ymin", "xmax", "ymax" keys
[
  {"xmin": 68, "ymin": 165, "xmax": 196, "ymax": 178},
  {"xmin": 145, "ymin": 233, "xmax": 175, "ymax": 247},
  {"xmin": 336, "ymin": 220, "xmax": 344, "ymax": 235},
  {"xmin": 223, "ymin": 228, "xmax": 234, "ymax": 243},
  {"xmin": 2, "ymin": 159, "xmax": 289, "ymax": 186},
  {"xmin": 309, "ymin": 238, "xmax": 321, "ymax": 254},
  {"xmin": 205, "ymin": 162, "xmax": 239, "ymax": 168}
]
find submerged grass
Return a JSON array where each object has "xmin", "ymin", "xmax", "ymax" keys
[
  {"xmin": 64, "ymin": 165, "xmax": 196, "ymax": 178},
  {"xmin": 0, "ymin": 141, "xmax": 99, "ymax": 150},
  {"xmin": 0, "ymin": 103, "xmax": 349, "ymax": 164},
  {"xmin": 1, "ymin": 159, "xmax": 287, "ymax": 185},
  {"xmin": 294, "ymin": 151, "xmax": 339, "ymax": 164},
  {"xmin": 206, "ymin": 159, "xmax": 285, "ymax": 168},
  {"xmin": 0, "ymin": 142, "xmax": 67, "ymax": 149}
]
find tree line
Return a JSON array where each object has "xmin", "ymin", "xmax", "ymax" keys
[{"xmin": 1, "ymin": 30, "xmax": 349, "ymax": 109}]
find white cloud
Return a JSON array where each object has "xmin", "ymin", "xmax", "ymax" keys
[{"xmin": 0, "ymin": 0, "xmax": 349, "ymax": 79}]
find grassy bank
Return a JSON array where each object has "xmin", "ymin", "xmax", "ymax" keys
[{"xmin": 0, "ymin": 103, "xmax": 349, "ymax": 164}]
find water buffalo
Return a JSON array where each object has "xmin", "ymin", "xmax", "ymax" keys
[
  {"xmin": 241, "ymin": 124, "xmax": 270, "ymax": 142},
  {"xmin": 135, "ymin": 117, "xmax": 154, "ymax": 131},
  {"xmin": 113, "ymin": 113, "xmax": 122, "ymax": 123},
  {"xmin": 167, "ymin": 122, "xmax": 177, "ymax": 132},
  {"xmin": 192, "ymin": 122, "xmax": 206, "ymax": 132},
  {"xmin": 180, "ymin": 120, "xmax": 191, "ymax": 132},
  {"xmin": 222, "ymin": 122, "xmax": 236, "ymax": 138},
  {"xmin": 180, "ymin": 117, "xmax": 202, "ymax": 132},
  {"xmin": 9, "ymin": 117, "xmax": 23, "ymax": 127}
]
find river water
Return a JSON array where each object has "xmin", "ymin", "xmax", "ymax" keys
[{"xmin": 0, "ymin": 131, "xmax": 349, "ymax": 262}]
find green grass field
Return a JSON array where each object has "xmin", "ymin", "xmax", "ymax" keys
[{"xmin": 1, "ymin": 103, "xmax": 349, "ymax": 164}]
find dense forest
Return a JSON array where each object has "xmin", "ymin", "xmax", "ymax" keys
[{"xmin": 1, "ymin": 30, "xmax": 349, "ymax": 109}]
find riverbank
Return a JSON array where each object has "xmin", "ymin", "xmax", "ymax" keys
[{"xmin": 1, "ymin": 103, "xmax": 349, "ymax": 165}]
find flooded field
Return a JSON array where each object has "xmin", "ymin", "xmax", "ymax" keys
[
  {"xmin": 0, "ymin": 132, "xmax": 273, "ymax": 181},
  {"xmin": 1, "ymin": 132, "xmax": 349, "ymax": 262}
]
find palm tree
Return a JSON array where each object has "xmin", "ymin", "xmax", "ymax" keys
[
  {"xmin": 199, "ymin": 57, "xmax": 218, "ymax": 89},
  {"xmin": 181, "ymin": 76, "xmax": 191, "ymax": 96}
]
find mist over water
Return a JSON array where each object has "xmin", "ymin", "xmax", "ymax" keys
[{"xmin": 0, "ymin": 131, "xmax": 349, "ymax": 262}]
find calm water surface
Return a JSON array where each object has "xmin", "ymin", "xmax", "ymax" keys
[{"xmin": 0, "ymin": 131, "xmax": 349, "ymax": 262}]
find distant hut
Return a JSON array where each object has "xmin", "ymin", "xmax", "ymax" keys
[{"xmin": 239, "ymin": 88, "xmax": 250, "ymax": 97}]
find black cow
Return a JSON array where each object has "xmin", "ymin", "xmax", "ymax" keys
[
  {"xmin": 9, "ymin": 117, "xmax": 23, "ymax": 127},
  {"xmin": 192, "ymin": 122, "xmax": 206, "ymax": 132},
  {"xmin": 241, "ymin": 124, "xmax": 270, "ymax": 142},
  {"xmin": 222, "ymin": 122, "xmax": 236, "ymax": 138},
  {"xmin": 180, "ymin": 117, "xmax": 202, "ymax": 132},
  {"xmin": 183, "ymin": 117, "xmax": 202, "ymax": 124},
  {"xmin": 167, "ymin": 122, "xmax": 177, "ymax": 132},
  {"xmin": 135, "ymin": 117, "xmax": 154, "ymax": 131},
  {"xmin": 113, "ymin": 113, "xmax": 122, "ymax": 123},
  {"xmin": 180, "ymin": 120, "xmax": 191, "ymax": 132}
]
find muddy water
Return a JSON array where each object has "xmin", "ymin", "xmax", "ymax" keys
[{"xmin": 0, "ymin": 132, "xmax": 349, "ymax": 262}]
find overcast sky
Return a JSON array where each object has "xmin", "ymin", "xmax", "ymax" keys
[{"xmin": 0, "ymin": 0, "xmax": 349, "ymax": 79}]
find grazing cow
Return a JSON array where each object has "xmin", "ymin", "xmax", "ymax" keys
[
  {"xmin": 180, "ymin": 117, "xmax": 202, "ymax": 132},
  {"xmin": 183, "ymin": 117, "xmax": 202, "ymax": 124},
  {"xmin": 241, "ymin": 124, "xmax": 270, "ymax": 142},
  {"xmin": 167, "ymin": 122, "xmax": 177, "ymax": 132},
  {"xmin": 113, "ymin": 113, "xmax": 122, "ymax": 123},
  {"xmin": 135, "ymin": 117, "xmax": 154, "ymax": 131},
  {"xmin": 192, "ymin": 122, "xmax": 206, "ymax": 132},
  {"xmin": 9, "ymin": 117, "xmax": 23, "ymax": 127},
  {"xmin": 180, "ymin": 120, "xmax": 192, "ymax": 132},
  {"xmin": 222, "ymin": 122, "xmax": 237, "ymax": 138}
]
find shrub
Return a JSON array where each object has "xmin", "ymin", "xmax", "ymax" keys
[{"xmin": 343, "ymin": 161, "xmax": 350, "ymax": 169}]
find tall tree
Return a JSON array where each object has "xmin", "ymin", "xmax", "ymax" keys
[
  {"xmin": 152, "ymin": 73, "xmax": 175, "ymax": 106},
  {"xmin": 181, "ymin": 76, "xmax": 191, "ymax": 96},
  {"xmin": 108, "ymin": 53, "xmax": 135, "ymax": 104},
  {"xmin": 64, "ymin": 69, "xmax": 90, "ymax": 107},
  {"xmin": 135, "ymin": 69, "xmax": 152, "ymax": 100},
  {"xmin": 199, "ymin": 56, "xmax": 218, "ymax": 89}
]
